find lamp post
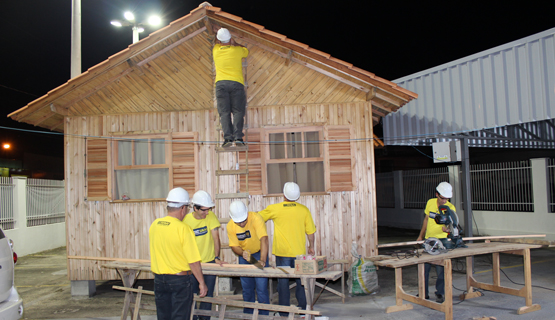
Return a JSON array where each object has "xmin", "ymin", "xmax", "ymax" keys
[{"xmin": 110, "ymin": 11, "xmax": 162, "ymax": 44}]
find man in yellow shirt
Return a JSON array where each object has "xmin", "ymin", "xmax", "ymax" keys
[
  {"xmin": 417, "ymin": 182, "xmax": 456, "ymax": 303},
  {"xmin": 149, "ymin": 187, "xmax": 207, "ymax": 320},
  {"xmin": 258, "ymin": 182, "xmax": 316, "ymax": 316},
  {"xmin": 227, "ymin": 200, "xmax": 270, "ymax": 315},
  {"xmin": 213, "ymin": 27, "xmax": 249, "ymax": 147},
  {"xmin": 183, "ymin": 190, "xmax": 222, "ymax": 320}
]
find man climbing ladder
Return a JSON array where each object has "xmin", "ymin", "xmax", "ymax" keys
[{"xmin": 213, "ymin": 27, "xmax": 249, "ymax": 148}]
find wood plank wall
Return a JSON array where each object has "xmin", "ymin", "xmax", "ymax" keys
[{"xmin": 65, "ymin": 102, "xmax": 377, "ymax": 280}]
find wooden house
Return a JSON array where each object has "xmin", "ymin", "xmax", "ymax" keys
[{"xmin": 8, "ymin": 3, "xmax": 417, "ymax": 282}]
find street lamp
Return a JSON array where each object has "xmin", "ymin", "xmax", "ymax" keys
[{"xmin": 110, "ymin": 11, "xmax": 162, "ymax": 44}]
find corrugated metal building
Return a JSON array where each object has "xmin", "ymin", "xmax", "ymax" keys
[{"xmin": 384, "ymin": 27, "xmax": 555, "ymax": 148}]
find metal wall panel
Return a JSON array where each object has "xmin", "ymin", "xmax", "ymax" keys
[{"xmin": 384, "ymin": 28, "xmax": 555, "ymax": 147}]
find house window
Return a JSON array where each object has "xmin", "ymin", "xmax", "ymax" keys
[
  {"xmin": 265, "ymin": 128, "xmax": 325, "ymax": 195},
  {"xmin": 113, "ymin": 135, "xmax": 170, "ymax": 200}
]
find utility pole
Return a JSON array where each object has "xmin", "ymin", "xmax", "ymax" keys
[{"xmin": 71, "ymin": 0, "xmax": 82, "ymax": 78}]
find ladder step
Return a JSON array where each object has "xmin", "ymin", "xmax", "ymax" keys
[
  {"xmin": 216, "ymin": 169, "xmax": 249, "ymax": 176},
  {"xmin": 215, "ymin": 193, "xmax": 249, "ymax": 200},
  {"xmin": 216, "ymin": 146, "xmax": 248, "ymax": 153}
]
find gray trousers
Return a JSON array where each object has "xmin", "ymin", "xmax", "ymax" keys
[{"xmin": 216, "ymin": 80, "xmax": 246, "ymax": 141}]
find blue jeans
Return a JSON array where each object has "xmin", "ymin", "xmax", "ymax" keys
[
  {"xmin": 424, "ymin": 263, "xmax": 445, "ymax": 297},
  {"xmin": 191, "ymin": 260, "xmax": 217, "ymax": 320},
  {"xmin": 238, "ymin": 251, "xmax": 270, "ymax": 315},
  {"xmin": 154, "ymin": 273, "xmax": 194, "ymax": 320},
  {"xmin": 276, "ymin": 256, "xmax": 306, "ymax": 317},
  {"xmin": 216, "ymin": 80, "xmax": 246, "ymax": 141}
]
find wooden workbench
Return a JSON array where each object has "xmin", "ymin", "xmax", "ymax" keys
[
  {"xmin": 102, "ymin": 261, "xmax": 342, "ymax": 320},
  {"xmin": 373, "ymin": 242, "xmax": 542, "ymax": 320}
]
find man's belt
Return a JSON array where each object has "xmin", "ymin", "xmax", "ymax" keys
[{"xmin": 175, "ymin": 270, "xmax": 192, "ymax": 275}]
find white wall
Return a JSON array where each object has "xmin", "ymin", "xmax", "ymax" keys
[
  {"xmin": 466, "ymin": 159, "xmax": 554, "ymax": 241},
  {"xmin": 4, "ymin": 177, "xmax": 66, "ymax": 257}
]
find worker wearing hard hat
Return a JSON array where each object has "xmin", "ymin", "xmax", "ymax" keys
[
  {"xmin": 213, "ymin": 27, "xmax": 249, "ymax": 148},
  {"xmin": 258, "ymin": 182, "xmax": 317, "ymax": 316},
  {"xmin": 183, "ymin": 190, "xmax": 223, "ymax": 320},
  {"xmin": 149, "ymin": 187, "xmax": 207, "ymax": 320},
  {"xmin": 416, "ymin": 182, "xmax": 457, "ymax": 303},
  {"xmin": 227, "ymin": 200, "xmax": 270, "ymax": 315}
]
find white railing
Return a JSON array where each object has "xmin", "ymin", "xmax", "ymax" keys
[
  {"xmin": 402, "ymin": 168, "xmax": 449, "ymax": 209},
  {"xmin": 0, "ymin": 177, "xmax": 15, "ymax": 230},
  {"xmin": 26, "ymin": 179, "xmax": 65, "ymax": 227},
  {"xmin": 548, "ymin": 158, "xmax": 555, "ymax": 213},
  {"xmin": 376, "ymin": 172, "xmax": 395, "ymax": 208},
  {"xmin": 469, "ymin": 161, "xmax": 533, "ymax": 212}
]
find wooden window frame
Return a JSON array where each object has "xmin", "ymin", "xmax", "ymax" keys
[
  {"xmin": 109, "ymin": 132, "xmax": 198, "ymax": 202},
  {"xmin": 262, "ymin": 126, "xmax": 326, "ymax": 196}
]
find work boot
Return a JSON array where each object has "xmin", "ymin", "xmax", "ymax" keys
[
  {"xmin": 416, "ymin": 293, "xmax": 430, "ymax": 299},
  {"xmin": 435, "ymin": 293, "xmax": 444, "ymax": 303},
  {"xmin": 222, "ymin": 140, "xmax": 233, "ymax": 147}
]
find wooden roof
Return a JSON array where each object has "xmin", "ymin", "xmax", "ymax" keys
[{"xmin": 8, "ymin": 2, "xmax": 417, "ymax": 132}]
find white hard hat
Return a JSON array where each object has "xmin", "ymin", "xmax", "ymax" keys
[
  {"xmin": 191, "ymin": 190, "xmax": 215, "ymax": 207},
  {"xmin": 229, "ymin": 200, "xmax": 248, "ymax": 223},
  {"xmin": 217, "ymin": 28, "xmax": 231, "ymax": 42},
  {"xmin": 436, "ymin": 182, "xmax": 453, "ymax": 198},
  {"xmin": 166, "ymin": 187, "xmax": 190, "ymax": 207},
  {"xmin": 283, "ymin": 182, "xmax": 300, "ymax": 201}
]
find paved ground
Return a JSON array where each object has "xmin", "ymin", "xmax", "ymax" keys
[{"xmin": 14, "ymin": 238, "xmax": 555, "ymax": 319}]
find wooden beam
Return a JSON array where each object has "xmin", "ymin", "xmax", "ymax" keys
[
  {"xmin": 371, "ymin": 99, "xmax": 393, "ymax": 113},
  {"xmin": 377, "ymin": 234, "xmax": 547, "ymax": 248},
  {"xmin": 137, "ymin": 26, "xmax": 206, "ymax": 67},
  {"xmin": 49, "ymin": 104, "xmax": 68, "ymax": 116},
  {"xmin": 285, "ymin": 49, "xmax": 293, "ymax": 67},
  {"xmin": 366, "ymin": 87, "xmax": 376, "ymax": 101}
]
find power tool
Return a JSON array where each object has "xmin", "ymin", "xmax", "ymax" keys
[{"xmin": 426, "ymin": 205, "xmax": 466, "ymax": 251}]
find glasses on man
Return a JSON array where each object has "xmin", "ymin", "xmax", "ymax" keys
[
  {"xmin": 198, "ymin": 207, "xmax": 211, "ymax": 212},
  {"xmin": 437, "ymin": 195, "xmax": 450, "ymax": 200}
]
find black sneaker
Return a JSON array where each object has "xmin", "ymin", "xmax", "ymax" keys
[
  {"xmin": 416, "ymin": 293, "xmax": 430, "ymax": 299},
  {"xmin": 222, "ymin": 140, "xmax": 233, "ymax": 147},
  {"xmin": 435, "ymin": 293, "xmax": 444, "ymax": 303},
  {"xmin": 235, "ymin": 139, "xmax": 245, "ymax": 147}
]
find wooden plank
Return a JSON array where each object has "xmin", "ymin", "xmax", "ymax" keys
[
  {"xmin": 377, "ymin": 234, "xmax": 547, "ymax": 248},
  {"xmin": 374, "ymin": 243, "xmax": 541, "ymax": 268}
]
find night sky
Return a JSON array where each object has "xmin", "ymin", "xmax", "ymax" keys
[{"xmin": 1, "ymin": 0, "xmax": 554, "ymax": 160}]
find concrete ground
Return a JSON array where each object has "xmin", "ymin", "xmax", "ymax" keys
[{"xmin": 15, "ymin": 239, "xmax": 555, "ymax": 320}]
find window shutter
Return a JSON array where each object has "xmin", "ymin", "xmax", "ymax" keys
[
  {"xmin": 239, "ymin": 129, "xmax": 262, "ymax": 195},
  {"xmin": 171, "ymin": 132, "xmax": 198, "ymax": 192},
  {"xmin": 86, "ymin": 138, "xmax": 110, "ymax": 200},
  {"xmin": 326, "ymin": 126, "xmax": 355, "ymax": 191}
]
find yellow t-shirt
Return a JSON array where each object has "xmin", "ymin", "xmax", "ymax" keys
[
  {"xmin": 424, "ymin": 199, "xmax": 457, "ymax": 239},
  {"xmin": 213, "ymin": 44, "xmax": 249, "ymax": 85},
  {"xmin": 149, "ymin": 216, "xmax": 201, "ymax": 274},
  {"xmin": 183, "ymin": 211, "xmax": 221, "ymax": 263},
  {"xmin": 258, "ymin": 201, "xmax": 316, "ymax": 257},
  {"xmin": 226, "ymin": 212, "xmax": 268, "ymax": 254}
]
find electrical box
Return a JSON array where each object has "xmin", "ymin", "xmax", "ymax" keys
[{"xmin": 432, "ymin": 141, "xmax": 461, "ymax": 163}]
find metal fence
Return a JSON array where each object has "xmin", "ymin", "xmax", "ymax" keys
[
  {"xmin": 548, "ymin": 159, "xmax": 555, "ymax": 213},
  {"xmin": 376, "ymin": 172, "xmax": 395, "ymax": 208},
  {"xmin": 470, "ymin": 161, "xmax": 533, "ymax": 212},
  {"xmin": 0, "ymin": 177, "xmax": 15, "ymax": 230},
  {"xmin": 26, "ymin": 179, "xmax": 65, "ymax": 227},
  {"xmin": 402, "ymin": 168, "xmax": 449, "ymax": 209}
]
